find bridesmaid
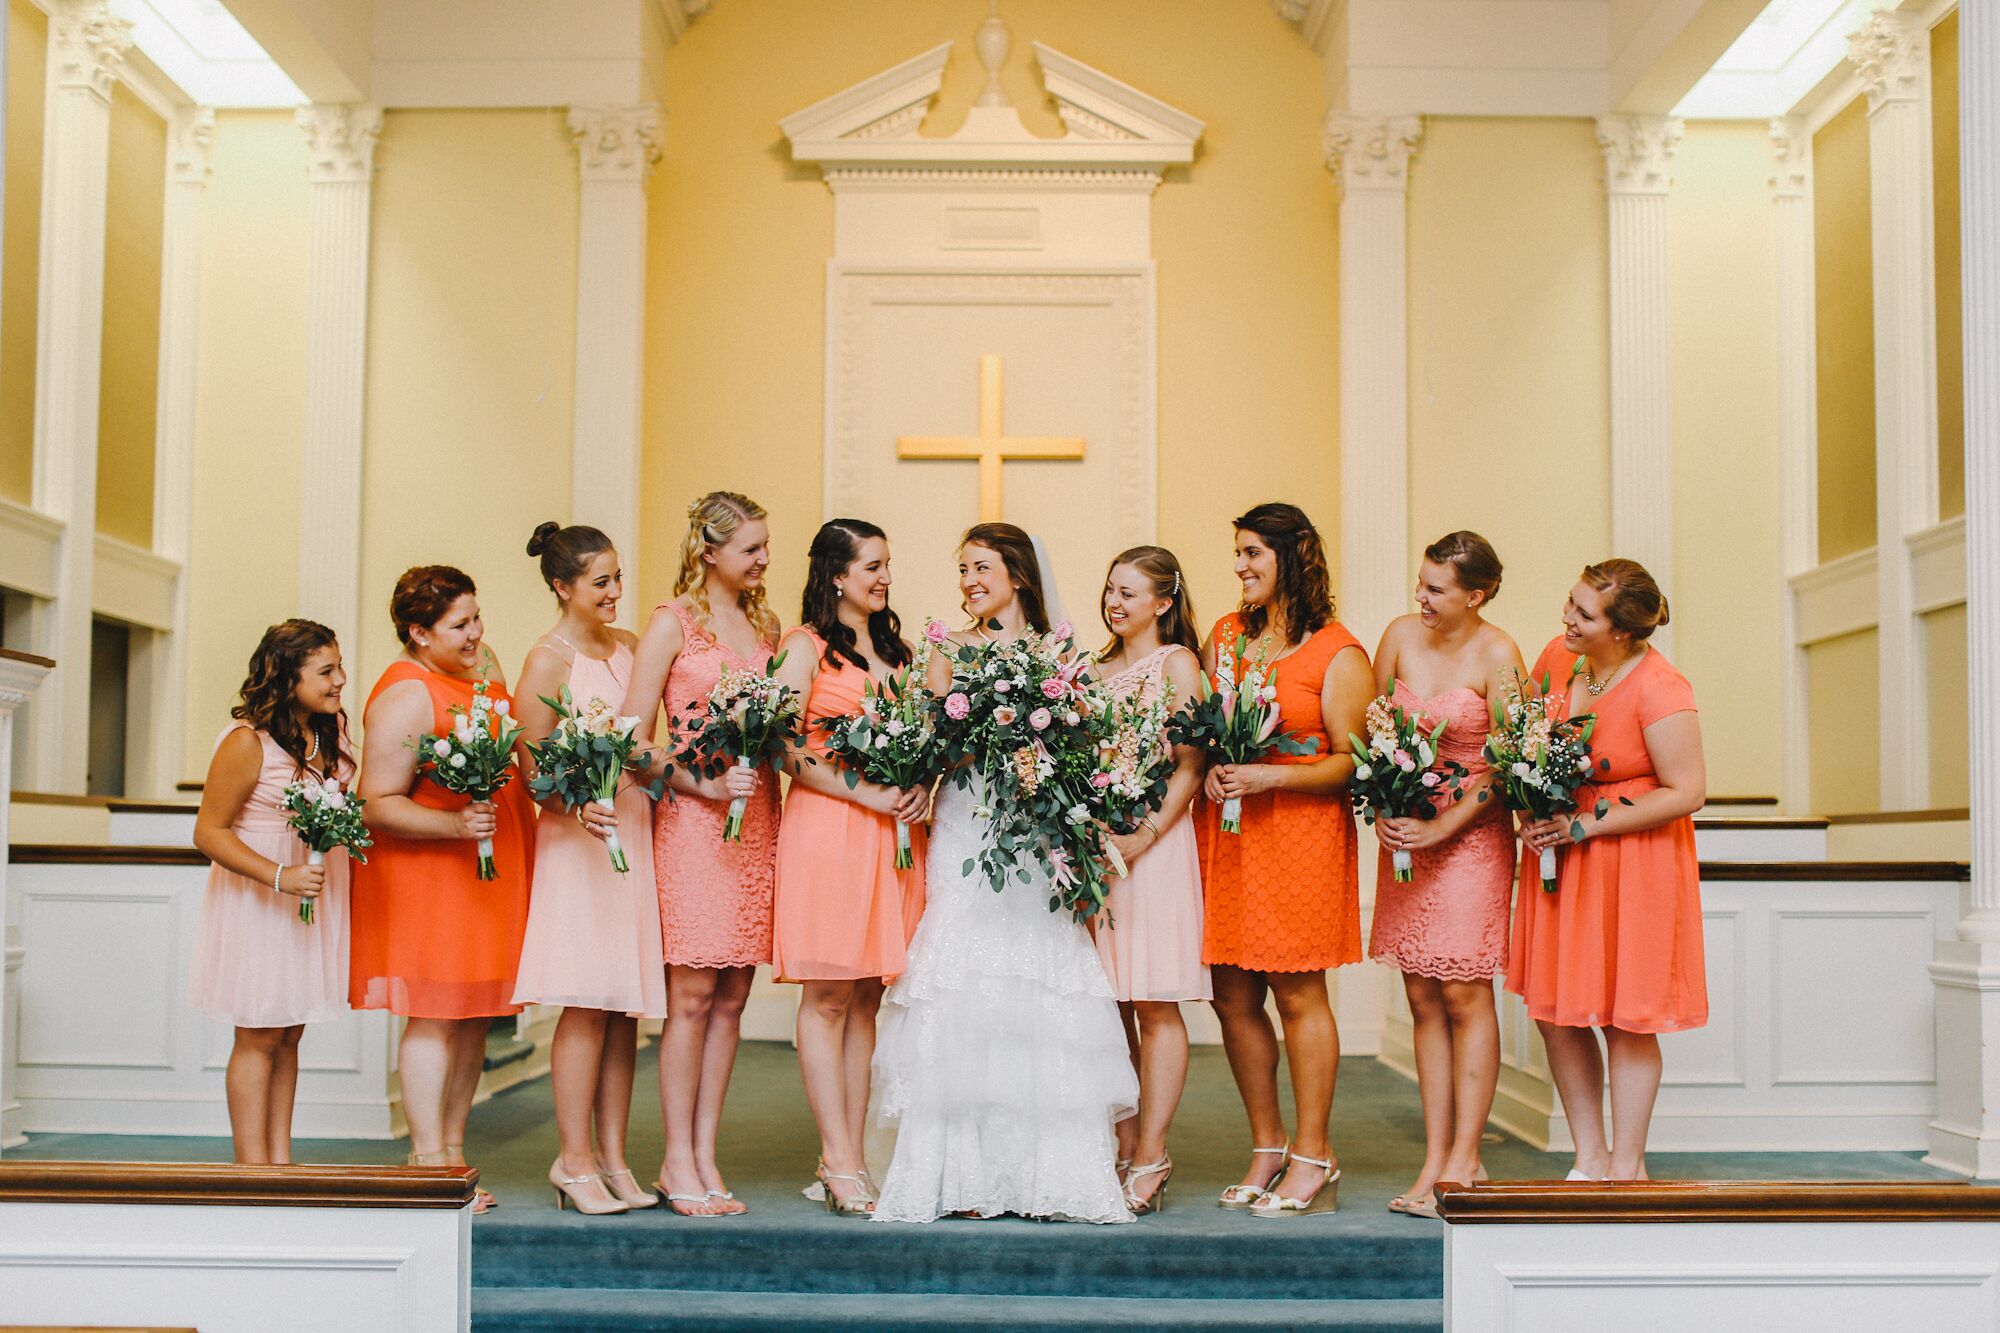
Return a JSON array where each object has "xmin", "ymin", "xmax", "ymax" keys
[
  {"xmin": 1199, "ymin": 502, "xmax": 1372, "ymax": 1218},
  {"xmin": 512, "ymin": 522, "xmax": 668, "ymax": 1215},
  {"xmin": 352, "ymin": 566, "xmax": 535, "ymax": 1211},
  {"xmin": 189, "ymin": 620, "xmax": 353, "ymax": 1165},
  {"xmin": 1367, "ymin": 532, "xmax": 1525, "ymax": 1217},
  {"xmin": 625, "ymin": 491, "xmax": 779, "ymax": 1217},
  {"xmin": 1511, "ymin": 559, "xmax": 1707, "ymax": 1183},
  {"xmin": 771, "ymin": 519, "xmax": 930, "ymax": 1217},
  {"xmin": 1093, "ymin": 546, "xmax": 1209, "ymax": 1214}
]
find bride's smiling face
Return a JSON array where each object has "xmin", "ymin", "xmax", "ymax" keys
[{"xmin": 959, "ymin": 542, "xmax": 1016, "ymax": 622}]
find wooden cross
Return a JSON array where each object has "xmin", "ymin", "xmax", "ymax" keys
[{"xmin": 896, "ymin": 353, "xmax": 1085, "ymax": 523}]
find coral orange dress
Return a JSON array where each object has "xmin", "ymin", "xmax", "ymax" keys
[
  {"xmin": 1506, "ymin": 637, "xmax": 1707, "ymax": 1033},
  {"xmin": 349, "ymin": 661, "xmax": 536, "ymax": 1019},
  {"xmin": 652, "ymin": 601, "xmax": 778, "ymax": 969},
  {"xmin": 1199, "ymin": 612, "xmax": 1366, "ymax": 974},
  {"xmin": 771, "ymin": 631, "xmax": 927, "ymax": 982}
]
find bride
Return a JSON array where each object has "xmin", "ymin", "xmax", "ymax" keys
[{"xmin": 870, "ymin": 522, "xmax": 1138, "ymax": 1224}]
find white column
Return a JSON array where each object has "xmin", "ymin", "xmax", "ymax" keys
[
  {"xmin": 1771, "ymin": 117, "xmax": 1818, "ymax": 813},
  {"xmin": 0, "ymin": 653, "xmax": 55, "ymax": 1150},
  {"xmin": 131, "ymin": 107, "xmax": 213, "ymax": 797},
  {"xmin": 1929, "ymin": 0, "xmax": 2000, "ymax": 1180},
  {"xmin": 566, "ymin": 105, "xmax": 660, "ymax": 599},
  {"xmin": 24, "ymin": 0, "xmax": 132, "ymax": 792},
  {"xmin": 1850, "ymin": 12, "xmax": 1939, "ymax": 811},
  {"xmin": 295, "ymin": 104, "xmax": 381, "ymax": 657},
  {"xmin": 1597, "ymin": 114, "xmax": 1682, "ymax": 658}
]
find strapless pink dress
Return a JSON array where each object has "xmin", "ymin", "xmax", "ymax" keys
[{"xmin": 1366, "ymin": 682, "xmax": 1514, "ymax": 981}]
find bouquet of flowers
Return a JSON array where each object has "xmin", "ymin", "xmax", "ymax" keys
[
  {"xmin": 1088, "ymin": 684, "xmax": 1176, "ymax": 877},
  {"xmin": 413, "ymin": 681, "xmax": 524, "ymax": 881},
  {"xmin": 676, "ymin": 651, "xmax": 804, "ymax": 842},
  {"xmin": 818, "ymin": 663, "xmax": 945, "ymax": 869},
  {"xmin": 934, "ymin": 620, "xmax": 1137, "ymax": 922},
  {"xmin": 1484, "ymin": 666, "xmax": 1600, "ymax": 892},
  {"xmin": 279, "ymin": 776, "xmax": 370, "ymax": 924},
  {"xmin": 1168, "ymin": 634, "xmax": 1318, "ymax": 833},
  {"xmin": 1348, "ymin": 693, "xmax": 1470, "ymax": 882},
  {"xmin": 526, "ymin": 687, "xmax": 664, "ymax": 872}
]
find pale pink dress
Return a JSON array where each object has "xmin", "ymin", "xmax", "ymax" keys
[
  {"xmin": 1367, "ymin": 681, "xmax": 1514, "ymax": 980},
  {"xmin": 512, "ymin": 638, "xmax": 668, "ymax": 1016},
  {"xmin": 652, "ymin": 601, "xmax": 778, "ymax": 968},
  {"xmin": 1092, "ymin": 646, "xmax": 1212, "ymax": 1003},
  {"xmin": 187, "ymin": 725, "xmax": 351, "ymax": 1028}
]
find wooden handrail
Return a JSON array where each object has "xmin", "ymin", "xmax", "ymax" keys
[
  {"xmin": 1691, "ymin": 816, "xmax": 1829, "ymax": 830},
  {"xmin": 1824, "ymin": 807, "xmax": 1971, "ymax": 825},
  {"xmin": 0, "ymin": 1161, "xmax": 477, "ymax": 1209},
  {"xmin": 10, "ymin": 844, "xmax": 208, "ymax": 866},
  {"xmin": 1699, "ymin": 859, "xmax": 1968, "ymax": 881},
  {"xmin": 1436, "ymin": 1180, "xmax": 2000, "ymax": 1224},
  {"xmin": 15, "ymin": 791, "xmax": 201, "ymax": 814}
]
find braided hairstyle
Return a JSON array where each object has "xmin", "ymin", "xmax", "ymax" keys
[
  {"xmin": 801, "ymin": 519, "xmax": 911, "ymax": 672},
  {"xmin": 1234, "ymin": 502, "xmax": 1334, "ymax": 645}
]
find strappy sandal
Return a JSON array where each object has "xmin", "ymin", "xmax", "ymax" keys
[
  {"xmin": 1387, "ymin": 1192, "xmax": 1439, "ymax": 1219},
  {"xmin": 705, "ymin": 1188, "xmax": 747, "ymax": 1216},
  {"xmin": 1218, "ymin": 1144, "xmax": 1289, "ymax": 1210},
  {"xmin": 1123, "ymin": 1157, "xmax": 1172, "ymax": 1215},
  {"xmin": 1249, "ymin": 1152, "xmax": 1340, "ymax": 1218},
  {"xmin": 818, "ymin": 1165, "xmax": 876, "ymax": 1217},
  {"xmin": 656, "ymin": 1178, "xmax": 717, "ymax": 1217}
]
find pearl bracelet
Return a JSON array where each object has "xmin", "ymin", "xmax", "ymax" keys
[{"xmin": 271, "ymin": 862, "xmax": 284, "ymax": 896}]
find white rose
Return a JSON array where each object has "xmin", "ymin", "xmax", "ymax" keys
[
  {"xmin": 1067, "ymin": 804, "xmax": 1090, "ymax": 823},
  {"xmin": 449, "ymin": 753, "xmax": 467, "ymax": 769},
  {"xmin": 1355, "ymin": 762, "xmax": 1373, "ymax": 781}
]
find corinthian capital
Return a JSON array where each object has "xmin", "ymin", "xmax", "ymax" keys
[
  {"xmin": 1323, "ymin": 112, "xmax": 1423, "ymax": 192},
  {"xmin": 49, "ymin": 0, "xmax": 133, "ymax": 101},
  {"xmin": 1847, "ymin": 10, "xmax": 1928, "ymax": 112},
  {"xmin": 567, "ymin": 106, "xmax": 664, "ymax": 183},
  {"xmin": 169, "ymin": 107, "xmax": 217, "ymax": 184},
  {"xmin": 1768, "ymin": 116, "xmax": 1809, "ymax": 201},
  {"xmin": 1597, "ymin": 114, "xmax": 1683, "ymax": 196},
  {"xmin": 297, "ymin": 104, "xmax": 384, "ymax": 185}
]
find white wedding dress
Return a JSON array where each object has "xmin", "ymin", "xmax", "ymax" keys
[{"xmin": 870, "ymin": 774, "xmax": 1138, "ymax": 1223}]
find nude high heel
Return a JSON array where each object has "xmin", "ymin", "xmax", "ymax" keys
[
  {"xmin": 1124, "ymin": 1157, "xmax": 1172, "ymax": 1215},
  {"xmin": 1218, "ymin": 1144, "xmax": 1289, "ymax": 1210},
  {"xmin": 598, "ymin": 1165, "xmax": 659, "ymax": 1210},
  {"xmin": 550, "ymin": 1162, "xmax": 628, "ymax": 1215},
  {"xmin": 1248, "ymin": 1152, "xmax": 1340, "ymax": 1218},
  {"xmin": 817, "ymin": 1162, "xmax": 876, "ymax": 1217}
]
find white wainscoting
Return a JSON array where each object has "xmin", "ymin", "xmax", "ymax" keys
[
  {"xmin": 1445, "ymin": 1219, "xmax": 2000, "ymax": 1332},
  {"xmin": 1384, "ymin": 868, "xmax": 1960, "ymax": 1153},
  {"xmin": 0, "ymin": 1198, "xmax": 467, "ymax": 1331},
  {"xmin": 9, "ymin": 858, "xmax": 400, "ymax": 1139}
]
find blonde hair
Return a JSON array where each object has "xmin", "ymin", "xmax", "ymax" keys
[{"xmin": 674, "ymin": 491, "xmax": 780, "ymax": 645}]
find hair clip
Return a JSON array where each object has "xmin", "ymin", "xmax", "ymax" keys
[{"xmin": 1170, "ymin": 570, "xmax": 1182, "ymax": 597}]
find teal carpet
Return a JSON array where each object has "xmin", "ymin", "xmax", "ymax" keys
[{"xmin": 12, "ymin": 1044, "xmax": 1955, "ymax": 1330}]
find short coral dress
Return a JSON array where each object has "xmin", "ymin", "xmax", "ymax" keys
[
  {"xmin": 652, "ymin": 601, "xmax": 779, "ymax": 969},
  {"xmin": 511, "ymin": 638, "xmax": 667, "ymax": 1017},
  {"xmin": 1506, "ymin": 637, "xmax": 1707, "ymax": 1034},
  {"xmin": 1199, "ymin": 613, "xmax": 1367, "ymax": 974},
  {"xmin": 771, "ymin": 630, "xmax": 927, "ymax": 982},
  {"xmin": 1367, "ymin": 681, "xmax": 1514, "ymax": 981},
  {"xmin": 187, "ymin": 725, "xmax": 352, "ymax": 1028},
  {"xmin": 349, "ymin": 661, "xmax": 536, "ymax": 1019}
]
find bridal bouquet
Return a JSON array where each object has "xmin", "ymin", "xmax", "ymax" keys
[
  {"xmin": 934, "ymin": 620, "xmax": 1126, "ymax": 921},
  {"xmin": 1348, "ymin": 693, "xmax": 1470, "ymax": 882},
  {"xmin": 527, "ymin": 687, "xmax": 663, "ymax": 873},
  {"xmin": 1484, "ymin": 666, "xmax": 1599, "ymax": 893},
  {"xmin": 279, "ymin": 777, "xmax": 369, "ymax": 924},
  {"xmin": 1168, "ymin": 634, "xmax": 1318, "ymax": 833},
  {"xmin": 413, "ymin": 681, "xmax": 523, "ymax": 881},
  {"xmin": 818, "ymin": 663, "xmax": 944, "ymax": 870},
  {"xmin": 676, "ymin": 651, "xmax": 804, "ymax": 842}
]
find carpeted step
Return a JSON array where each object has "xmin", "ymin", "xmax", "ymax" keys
[
  {"xmin": 471, "ymin": 1287, "xmax": 1444, "ymax": 1331},
  {"xmin": 471, "ymin": 1212, "xmax": 1441, "ymax": 1302}
]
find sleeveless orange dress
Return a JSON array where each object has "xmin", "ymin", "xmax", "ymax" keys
[
  {"xmin": 349, "ymin": 660, "xmax": 536, "ymax": 1019},
  {"xmin": 771, "ymin": 630, "xmax": 927, "ymax": 982},
  {"xmin": 1505, "ymin": 637, "xmax": 1707, "ymax": 1033},
  {"xmin": 1198, "ymin": 612, "xmax": 1367, "ymax": 973}
]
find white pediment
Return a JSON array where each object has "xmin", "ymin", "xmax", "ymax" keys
[{"xmin": 780, "ymin": 38, "xmax": 1202, "ymax": 177}]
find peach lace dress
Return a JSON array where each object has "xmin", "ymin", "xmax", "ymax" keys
[
  {"xmin": 1366, "ymin": 681, "xmax": 1514, "ymax": 980},
  {"xmin": 651, "ymin": 601, "xmax": 778, "ymax": 969}
]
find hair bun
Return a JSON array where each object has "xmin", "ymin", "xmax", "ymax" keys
[{"xmin": 526, "ymin": 520, "xmax": 561, "ymax": 557}]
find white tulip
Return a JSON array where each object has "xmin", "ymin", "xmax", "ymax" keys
[
  {"xmin": 433, "ymin": 739, "xmax": 451, "ymax": 758},
  {"xmin": 449, "ymin": 753, "xmax": 467, "ymax": 769}
]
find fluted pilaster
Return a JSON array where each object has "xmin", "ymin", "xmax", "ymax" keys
[{"xmin": 1771, "ymin": 117, "xmax": 1817, "ymax": 812}]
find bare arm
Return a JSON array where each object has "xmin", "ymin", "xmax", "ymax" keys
[
  {"xmin": 1373, "ymin": 620, "xmax": 1402, "ymax": 697},
  {"xmin": 357, "ymin": 679, "xmax": 494, "ymax": 844},
  {"xmin": 193, "ymin": 728, "xmax": 325, "ymax": 903},
  {"xmin": 1578, "ymin": 711, "xmax": 1706, "ymax": 839},
  {"xmin": 623, "ymin": 603, "xmax": 720, "ymax": 798}
]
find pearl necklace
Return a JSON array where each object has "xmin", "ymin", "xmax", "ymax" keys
[{"xmin": 304, "ymin": 732, "xmax": 320, "ymax": 763}]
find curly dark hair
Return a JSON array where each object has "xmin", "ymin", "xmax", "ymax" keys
[
  {"xmin": 1234, "ymin": 502, "xmax": 1334, "ymax": 645},
  {"xmin": 231, "ymin": 619, "xmax": 349, "ymax": 779},
  {"xmin": 801, "ymin": 519, "xmax": 911, "ymax": 673}
]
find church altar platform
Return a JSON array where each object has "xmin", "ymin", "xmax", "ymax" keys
[{"xmin": 6, "ymin": 1044, "xmax": 1956, "ymax": 1331}]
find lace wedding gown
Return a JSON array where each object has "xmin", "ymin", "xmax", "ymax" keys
[{"xmin": 870, "ymin": 775, "xmax": 1138, "ymax": 1223}]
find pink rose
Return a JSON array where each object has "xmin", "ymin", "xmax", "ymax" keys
[
  {"xmin": 1090, "ymin": 771, "xmax": 1113, "ymax": 788},
  {"xmin": 1393, "ymin": 749, "xmax": 1413, "ymax": 768},
  {"xmin": 1040, "ymin": 677, "xmax": 1066, "ymax": 700},
  {"xmin": 944, "ymin": 692, "xmax": 971, "ymax": 720},
  {"xmin": 1053, "ymin": 620, "xmax": 1074, "ymax": 642},
  {"xmin": 995, "ymin": 704, "xmax": 1019, "ymax": 727},
  {"xmin": 1029, "ymin": 707, "xmax": 1052, "ymax": 731},
  {"xmin": 1420, "ymin": 771, "xmax": 1440, "ymax": 788},
  {"xmin": 924, "ymin": 619, "xmax": 948, "ymax": 645}
]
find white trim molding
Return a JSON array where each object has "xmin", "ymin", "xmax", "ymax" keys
[
  {"xmin": 1771, "ymin": 115, "xmax": 1818, "ymax": 812},
  {"xmin": 1790, "ymin": 549, "xmax": 1878, "ymax": 648},
  {"xmin": 90, "ymin": 538, "xmax": 177, "ymax": 633},
  {"xmin": 0, "ymin": 501, "xmax": 64, "ymax": 603}
]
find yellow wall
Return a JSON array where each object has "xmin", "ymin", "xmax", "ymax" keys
[
  {"xmin": 1932, "ymin": 8, "xmax": 1962, "ymax": 521},
  {"xmin": 644, "ymin": 0, "xmax": 1338, "ymax": 631},
  {"xmin": 358, "ymin": 110, "xmax": 578, "ymax": 694},
  {"xmin": 97, "ymin": 84, "xmax": 165, "ymax": 548},
  {"xmin": 184, "ymin": 112, "xmax": 311, "ymax": 778},
  {"xmin": 1813, "ymin": 96, "xmax": 1875, "ymax": 560},
  {"xmin": 1408, "ymin": 117, "xmax": 1609, "ymax": 670},
  {"xmin": 1669, "ymin": 122, "xmax": 1780, "ymax": 796},
  {"xmin": 0, "ymin": 0, "xmax": 46, "ymax": 507},
  {"xmin": 1925, "ymin": 603, "xmax": 1967, "ymax": 808},
  {"xmin": 1806, "ymin": 628, "xmax": 1879, "ymax": 814}
]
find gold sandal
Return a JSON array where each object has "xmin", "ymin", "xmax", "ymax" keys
[
  {"xmin": 1218, "ymin": 1144, "xmax": 1289, "ymax": 1210},
  {"xmin": 1249, "ymin": 1152, "xmax": 1339, "ymax": 1218}
]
